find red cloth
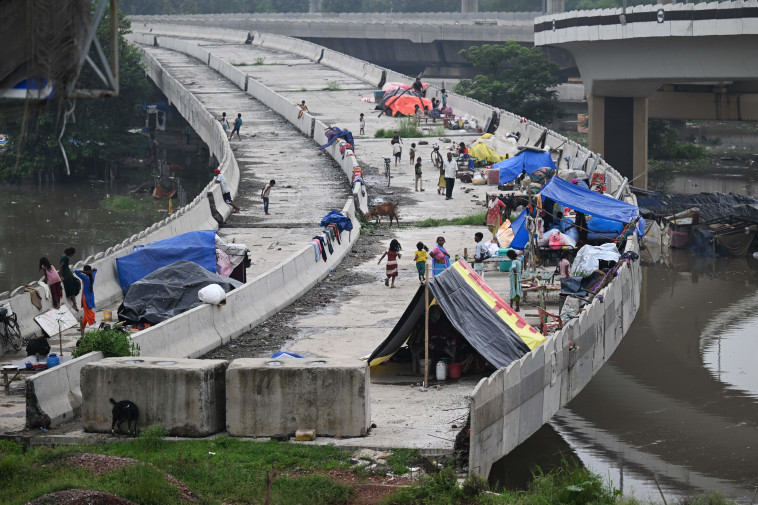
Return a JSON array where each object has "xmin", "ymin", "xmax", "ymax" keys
[{"xmin": 81, "ymin": 295, "xmax": 95, "ymax": 327}]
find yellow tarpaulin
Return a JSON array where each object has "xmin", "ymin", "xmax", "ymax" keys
[{"xmin": 469, "ymin": 142, "xmax": 504, "ymax": 164}]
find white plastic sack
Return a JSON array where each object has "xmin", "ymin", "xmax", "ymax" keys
[
  {"xmin": 571, "ymin": 243, "xmax": 621, "ymax": 276},
  {"xmin": 198, "ymin": 284, "xmax": 227, "ymax": 305}
]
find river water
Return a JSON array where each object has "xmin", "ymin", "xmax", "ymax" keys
[
  {"xmin": 0, "ymin": 127, "xmax": 211, "ymax": 293},
  {"xmin": 491, "ymin": 171, "xmax": 758, "ymax": 502}
]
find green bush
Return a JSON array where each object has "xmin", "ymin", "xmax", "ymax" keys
[{"xmin": 73, "ymin": 328, "xmax": 139, "ymax": 358}]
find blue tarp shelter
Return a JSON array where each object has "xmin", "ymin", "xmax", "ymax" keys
[
  {"xmin": 495, "ymin": 149, "xmax": 556, "ymax": 184},
  {"xmin": 116, "ymin": 230, "xmax": 217, "ymax": 295},
  {"xmin": 540, "ymin": 176, "xmax": 640, "ymax": 223},
  {"xmin": 507, "ymin": 177, "xmax": 643, "ymax": 249}
]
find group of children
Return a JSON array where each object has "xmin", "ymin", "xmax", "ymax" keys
[
  {"xmin": 39, "ymin": 249, "xmax": 98, "ymax": 336},
  {"xmin": 377, "ymin": 235, "xmax": 524, "ymax": 312}
]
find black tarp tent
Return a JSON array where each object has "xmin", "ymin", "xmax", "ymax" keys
[{"xmin": 367, "ymin": 260, "xmax": 545, "ymax": 369}]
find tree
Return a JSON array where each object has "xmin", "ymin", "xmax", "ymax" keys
[
  {"xmin": 0, "ymin": 10, "xmax": 154, "ymax": 178},
  {"xmin": 454, "ymin": 42, "xmax": 562, "ymax": 125}
]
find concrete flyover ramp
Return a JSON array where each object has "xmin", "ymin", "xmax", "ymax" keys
[{"xmin": 535, "ymin": 0, "xmax": 758, "ymax": 188}]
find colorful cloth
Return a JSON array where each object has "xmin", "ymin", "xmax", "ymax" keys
[
  {"xmin": 430, "ymin": 245, "xmax": 450, "ymax": 276},
  {"xmin": 74, "ymin": 269, "xmax": 98, "ymax": 310},
  {"xmin": 59, "ymin": 255, "xmax": 80, "ymax": 297},
  {"xmin": 81, "ymin": 295, "xmax": 95, "ymax": 328},
  {"xmin": 385, "ymin": 251, "xmax": 399, "ymax": 278},
  {"xmin": 487, "ymin": 199, "xmax": 506, "ymax": 227}
]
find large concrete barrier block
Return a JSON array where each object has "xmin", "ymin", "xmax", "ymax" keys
[
  {"xmin": 81, "ymin": 357, "xmax": 228, "ymax": 436},
  {"xmin": 226, "ymin": 357, "xmax": 370, "ymax": 437},
  {"xmin": 26, "ymin": 351, "xmax": 104, "ymax": 429}
]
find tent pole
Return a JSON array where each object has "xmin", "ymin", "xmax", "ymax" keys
[{"xmin": 424, "ymin": 262, "xmax": 430, "ymax": 388}]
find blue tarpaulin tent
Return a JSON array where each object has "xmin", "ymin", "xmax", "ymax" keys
[
  {"xmin": 116, "ymin": 230, "xmax": 217, "ymax": 295},
  {"xmin": 540, "ymin": 176, "xmax": 640, "ymax": 223},
  {"xmin": 507, "ymin": 177, "xmax": 643, "ymax": 249},
  {"xmin": 495, "ymin": 149, "xmax": 556, "ymax": 184}
]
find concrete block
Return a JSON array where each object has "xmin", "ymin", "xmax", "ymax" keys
[
  {"xmin": 26, "ymin": 351, "xmax": 104, "ymax": 429},
  {"xmin": 81, "ymin": 357, "xmax": 228, "ymax": 436},
  {"xmin": 226, "ymin": 357, "xmax": 370, "ymax": 437}
]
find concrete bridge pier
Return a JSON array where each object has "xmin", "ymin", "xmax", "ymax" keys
[{"xmin": 588, "ymin": 95, "xmax": 648, "ymax": 189}]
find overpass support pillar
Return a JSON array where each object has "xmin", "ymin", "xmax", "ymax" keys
[
  {"xmin": 588, "ymin": 95, "xmax": 648, "ymax": 190},
  {"xmin": 462, "ymin": 0, "xmax": 479, "ymax": 13}
]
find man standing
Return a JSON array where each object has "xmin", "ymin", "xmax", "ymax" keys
[
  {"xmin": 442, "ymin": 152, "xmax": 457, "ymax": 200},
  {"xmin": 214, "ymin": 169, "xmax": 240, "ymax": 213},
  {"xmin": 261, "ymin": 179, "xmax": 275, "ymax": 215},
  {"xmin": 229, "ymin": 113, "xmax": 242, "ymax": 141}
]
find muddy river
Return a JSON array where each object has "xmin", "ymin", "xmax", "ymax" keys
[
  {"xmin": 493, "ymin": 171, "xmax": 758, "ymax": 502},
  {"xmin": 0, "ymin": 130, "xmax": 211, "ymax": 292}
]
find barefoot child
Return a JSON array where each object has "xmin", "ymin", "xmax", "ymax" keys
[
  {"xmin": 415, "ymin": 157, "xmax": 424, "ymax": 192},
  {"xmin": 414, "ymin": 242, "xmax": 429, "ymax": 283},
  {"xmin": 359, "ymin": 113, "xmax": 365, "ymax": 135},
  {"xmin": 378, "ymin": 239, "xmax": 402, "ymax": 288},
  {"xmin": 507, "ymin": 249, "xmax": 522, "ymax": 312},
  {"xmin": 75, "ymin": 265, "xmax": 98, "ymax": 337}
]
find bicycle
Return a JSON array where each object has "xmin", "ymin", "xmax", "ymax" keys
[
  {"xmin": 383, "ymin": 156, "xmax": 392, "ymax": 187},
  {"xmin": 0, "ymin": 306, "xmax": 22, "ymax": 352},
  {"xmin": 430, "ymin": 143, "xmax": 443, "ymax": 171}
]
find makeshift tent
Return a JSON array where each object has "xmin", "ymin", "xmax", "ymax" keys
[
  {"xmin": 495, "ymin": 149, "xmax": 556, "ymax": 184},
  {"xmin": 469, "ymin": 142, "xmax": 503, "ymax": 163},
  {"xmin": 367, "ymin": 260, "xmax": 545, "ymax": 369},
  {"xmin": 508, "ymin": 209, "xmax": 531, "ymax": 250},
  {"xmin": 118, "ymin": 261, "xmax": 241, "ymax": 325},
  {"xmin": 386, "ymin": 95, "xmax": 433, "ymax": 117},
  {"xmin": 540, "ymin": 176, "xmax": 640, "ymax": 224},
  {"xmin": 116, "ymin": 230, "xmax": 217, "ymax": 295}
]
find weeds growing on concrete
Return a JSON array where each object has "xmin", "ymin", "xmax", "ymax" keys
[
  {"xmin": 72, "ymin": 328, "xmax": 140, "ymax": 358},
  {"xmin": 416, "ymin": 212, "xmax": 487, "ymax": 228},
  {"xmin": 386, "ymin": 448, "xmax": 421, "ymax": 475},
  {"xmin": 323, "ymin": 80, "xmax": 341, "ymax": 91}
]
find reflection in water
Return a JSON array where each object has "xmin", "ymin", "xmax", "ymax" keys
[{"xmin": 492, "ymin": 254, "xmax": 758, "ymax": 502}]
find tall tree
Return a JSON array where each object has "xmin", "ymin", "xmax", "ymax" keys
[{"xmin": 454, "ymin": 42, "xmax": 562, "ymax": 125}]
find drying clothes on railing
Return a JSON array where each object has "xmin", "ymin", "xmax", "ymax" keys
[
  {"xmin": 320, "ymin": 231, "xmax": 334, "ymax": 255},
  {"xmin": 339, "ymin": 142, "xmax": 352, "ymax": 159},
  {"xmin": 351, "ymin": 177, "xmax": 364, "ymax": 190},
  {"xmin": 319, "ymin": 127, "xmax": 355, "ymax": 152},
  {"xmin": 309, "ymin": 240, "xmax": 322, "ymax": 262},
  {"xmin": 321, "ymin": 210, "xmax": 353, "ymax": 232},
  {"xmin": 311, "ymin": 236, "xmax": 328, "ymax": 262},
  {"xmin": 327, "ymin": 223, "xmax": 341, "ymax": 245}
]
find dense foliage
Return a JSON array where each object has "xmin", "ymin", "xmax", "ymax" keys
[
  {"xmin": 454, "ymin": 42, "xmax": 562, "ymax": 125},
  {"xmin": 648, "ymin": 119, "xmax": 706, "ymax": 160},
  {"xmin": 0, "ymin": 11, "xmax": 153, "ymax": 179}
]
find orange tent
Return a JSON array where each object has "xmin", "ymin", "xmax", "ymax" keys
[{"xmin": 387, "ymin": 95, "xmax": 433, "ymax": 117}]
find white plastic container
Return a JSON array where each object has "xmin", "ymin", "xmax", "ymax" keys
[{"xmin": 436, "ymin": 360, "xmax": 447, "ymax": 381}]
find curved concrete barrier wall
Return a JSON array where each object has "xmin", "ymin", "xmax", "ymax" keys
[
  {"xmin": 23, "ymin": 32, "xmax": 365, "ymax": 428},
  {"xmin": 0, "ymin": 42, "xmax": 240, "ymax": 354},
  {"xmin": 469, "ymin": 239, "xmax": 640, "ymax": 478}
]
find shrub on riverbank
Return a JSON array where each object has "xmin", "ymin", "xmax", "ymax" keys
[
  {"xmin": 416, "ymin": 212, "xmax": 487, "ymax": 228},
  {"xmin": 73, "ymin": 328, "xmax": 140, "ymax": 358}
]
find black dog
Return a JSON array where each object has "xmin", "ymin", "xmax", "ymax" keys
[
  {"xmin": 26, "ymin": 338, "xmax": 50, "ymax": 357},
  {"xmin": 110, "ymin": 398, "xmax": 139, "ymax": 436}
]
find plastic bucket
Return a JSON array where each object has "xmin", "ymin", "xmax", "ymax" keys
[
  {"xmin": 448, "ymin": 362, "xmax": 462, "ymax": 379},
  {"xmin": 46, "ymin": 353, "xmax": 60, "ymax": 369},
  {"xmin": 436, "ymin": 360, "xmax": 447, "ymax": 381}
]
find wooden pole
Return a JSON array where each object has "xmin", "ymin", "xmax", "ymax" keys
[{"xmin": 424, "ymin": 262, "xmax": 430, "ymax": 388}]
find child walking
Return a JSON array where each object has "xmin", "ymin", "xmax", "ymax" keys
[
  {"xmin": 39, "ymin": 257, "xmax": 63, "ymax": 310},
  {"xmin": 75, "ymin": 265, "xmax": 98, "ymax": 337},
  {"xmin": 378, "ymin": 239, "xmax": 402, "ymax": 288},
  {"xmin": 359, "ymin": 113, "xmax": 365, "ymax": 135},
  {"xmin": 415, "ymin": 157, "xmax": 424, "ymax": 192},
  {"xmin": 414, "ymin": 242, "xmax": 428, "ymax": 284}
]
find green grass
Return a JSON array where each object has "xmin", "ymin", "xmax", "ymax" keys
[
  {"xmin": 375, "ymin": 117, "xmax": 447, "ymax": 139},
  {"xmin": 416, "ymin": 212, "xmax": 487, "ymax": 228},
  {"xmin": 386, "ymin": 449, "xmax": 421, "ymax": 475},
  {"xmin": 0, "ymin": 439, "xmax": 741, "ymax": 505}
]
